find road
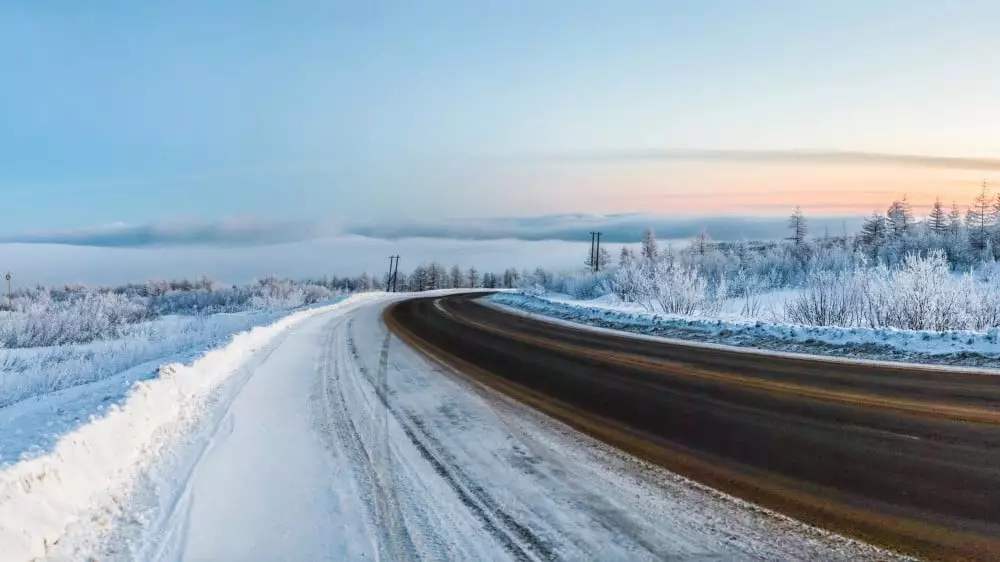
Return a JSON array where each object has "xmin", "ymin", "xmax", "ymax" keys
[
  {"xmin": 386, "ymin": 293, "xmax": 1000, "ymax": 561},
  {"xmin": 123, "ymin": 294, "xmax": 891, "ymax": 562}
]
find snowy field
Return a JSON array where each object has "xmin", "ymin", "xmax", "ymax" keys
[{"xmin": 0, "ymin": 292, "xmax": 901, "ymax": 561}]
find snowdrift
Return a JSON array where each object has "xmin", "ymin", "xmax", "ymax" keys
[{"xmin": 0, "ymin": 294, "xmax": 376, "ymax": 560}]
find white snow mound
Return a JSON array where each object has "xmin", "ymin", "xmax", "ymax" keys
[{"xmin": 0, "ymin": 293, "xmax": 378, "ymax": 560}]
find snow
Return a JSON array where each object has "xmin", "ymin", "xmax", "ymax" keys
[
  {"xmin": 0, "ymin": 299, "xmax": 358, "ymax": 468},
  {"xmin": 488, "ymin": 292, "xmax": 1000, "ymax": 369},
  {"xmin": 1, "ymin": 291, "xmax": 903, "ymax": 561},
  {"xmin": 0, "ymin": 294, "xmax": 378, "ymax": 561},
  {"xmin": 1, "ymin": 311, "xmax": 290, "ymax": 411}
]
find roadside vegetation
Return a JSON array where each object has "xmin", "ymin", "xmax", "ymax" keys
[{"xmin": 522, "ymin": 188, "xmax": 1000, "ymax": 333}]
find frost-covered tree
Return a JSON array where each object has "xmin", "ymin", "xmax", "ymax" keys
[
  {"xmin": 410, "ymin": 265, "xmax": 428, "ymax": 292},
  {"xmin": 859, "ymin": 211, "xmax": 886, "ymax": 247},
  {"xmin": 618, "ymin": 246, "xmax": 634, "ymax": 266},
  {"xmin": 949, "ymin": 201, "xmax": 963, "ymax": 236},
  {"xmin": 358, "ymin": 272, "xmax": 375, "ymax": 292},
  {"xmin": 928, "ymin": 197, "xmax": 948, "ymax": 235},
  {"xmin": 640, "ymin": 228, "xmax": 659, "ymax": 261},
  {"xmin": 597, "ymin": 246, "xmax": 612, "ymax": 270},
  {"xmin": 691, "ymin": 228, "xmax": 712, "ymax": 256},
  {"xmin": 502, "ymin": 268, "xmax": 519, "ymax": 288},
  {"xmin": 788, "ymin": 206, "xmax": 807, "ymax": 246},
  {"xmin": 533, "ymin": 267, "xmax": 549, "ymax": 286},
  {"xmin": 426, "ymin": 262, "xmax": 446, "ymax": 290},
  {"xmin": 449, "ymin": 264, "xmax": 463, "ymax": 289},
  {"xmin": 466, "ymin": 267, "xmax": 480, "ymax": 288},
  {"xmin": 584, "ymin": 244, "xmax": 597, "ymax": 270},
  {"xmin": 966, "ymin": 182, "xmax": 995, "ymax": 252},
  {"xmin": 886, "ymin": 195, "xmax": 913, "ymax": 236}
]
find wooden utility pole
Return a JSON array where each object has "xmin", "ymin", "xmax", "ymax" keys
[
  {"xmin": 5, "ymin": 272, "xmax": 10, "ymax": 312},
  {"xmin": 392, "ymin": 255, "xmax": 400, "ymax": 292},
  {"xmin": 595, "ymin": 232, "xmax": 602, "ymax": 272}
]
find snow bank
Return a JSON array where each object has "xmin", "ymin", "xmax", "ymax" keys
[
  {"xmin": 489, "ymin": 292, "xmax": 1000, "ymax": 367},
  {"xmin": 0, "ymin": 293, "xmax": 379, "ymax": 561}
]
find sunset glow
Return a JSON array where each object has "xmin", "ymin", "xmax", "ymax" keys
[{"xmin": 551, "ymin": 162, "xmax": 995, "ymax": 218}]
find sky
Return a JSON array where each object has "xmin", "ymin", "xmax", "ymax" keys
[{"xmin": 3, "ymin": 1, "xmax": 1000, "ymax": 239}]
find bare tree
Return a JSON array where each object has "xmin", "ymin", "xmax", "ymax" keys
[{"xmin": 467, "ymin": 267, "xmax": 479, "ymax": 288}]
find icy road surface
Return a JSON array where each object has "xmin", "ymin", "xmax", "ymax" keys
[{"xmin": 97, "ymin": 296, "xmax": 892, "ymax": 561}]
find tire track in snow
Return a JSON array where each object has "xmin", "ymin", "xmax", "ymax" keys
[
  {"xmin": 346, "ymin": 323, "xmax": 556, "ymax": 562},
  {"xmin": 317, "ymin": 319, "xmax": 416, "ymax": 562}
]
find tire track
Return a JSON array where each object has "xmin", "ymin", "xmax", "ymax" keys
[
  {"xmin": 346, "ymin": 322, "xmax": 557, "ymax": 562},
  {"xmin": 316, "ymin": 319, "xmax": 415, "ymax": 562}
]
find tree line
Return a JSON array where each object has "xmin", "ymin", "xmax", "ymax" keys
[{"xmin": 354, "ymin": 263, "xmax": 539, "ymax": 292}]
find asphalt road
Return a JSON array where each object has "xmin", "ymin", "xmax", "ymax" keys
[{"xmin": 385, "ymin": 293, "xmax": 1000, "ymax": 561}]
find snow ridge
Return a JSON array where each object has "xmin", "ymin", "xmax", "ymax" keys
[{"xmin": 0, "ymin": 294, "xmax": 375, "ymax": 561}]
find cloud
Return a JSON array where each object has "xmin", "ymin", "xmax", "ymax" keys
[
  {"xmin": 556, "ymin": 149, "xmax": 1000, "ymax": 171},
  {"xmin": 346, "ymin": 213, "xmax": 865, "ymax": 243},
  {"xmin": 0, "ymin": 218, "xmax": 332, "ymax": 247},
  {"xmin": 4, "ymin": 213, "xmax": 866, "ymax": 249}
]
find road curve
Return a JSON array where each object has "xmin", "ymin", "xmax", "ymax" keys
[{"xmin": 385, "ymin": 293, "xmax": 1000, "ymax": 561}]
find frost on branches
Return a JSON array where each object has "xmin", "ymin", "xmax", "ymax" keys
[{"xmin": 520, "ymin": 193, "xmax": 1000, "ymax": 334}]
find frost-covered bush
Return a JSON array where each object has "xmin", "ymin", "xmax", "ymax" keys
[
  {"xmin": 610, "ymin": 259, "xmax": 648, "ymax": 303},
  {"xmin": 882, "ymin": 251, "xmax": 964, "ymax": 330},
  {"xmin": 785, "ymin": 251, "xmax": 1000, "ymax": 331},
  {"xmin": 0, "ymin": 292, "xmax": 153, "ymax": 348},
  {"xmin": 649, "ymin": 259, "xmax": 709, "ymax": 315},
  {"xmin": 539, "ymin": 270, "xmax": 613, "ymax": 299},
  {"xmin": 784, "ymin": 270, "xmax": 864, "ymax": 327},
  {"xmin": 0, "ymin": 277, "xmax": 347, "ymax": 349}
]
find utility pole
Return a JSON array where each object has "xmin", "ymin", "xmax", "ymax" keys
[
  {"xmin": 4, "ymin": 272, "xmax": 9, "ymax": 313},
  {"xmin": 386, "ymin": 256, "xmax": 396, "ymax": 292},
  {"xmin": 391, "ymin": 255, "xmax": 400, "ymax": 292},
  {"xmin": 595, "ymin": 232, "xmax": 602, "ymax": 272}
]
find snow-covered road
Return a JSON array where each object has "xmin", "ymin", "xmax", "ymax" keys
[{"xmin": 71, "ymin": 296, "xmax": 891, "ymax": 561}]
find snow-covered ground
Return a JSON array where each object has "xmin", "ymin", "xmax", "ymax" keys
[
  {"xmin": 0, "ymin": 299, "xmax": 352, "ymax": 467},
  {"xmin": 0, "ymin": 291, "xmax": 901, "ymax": 560},
  {"xmin": 489, "ymin": 292, "xmax": 1000, "ymax": 368},
  {"xmin": 0, "ymin": 294, "xmax": 370, "ymax": 560}
]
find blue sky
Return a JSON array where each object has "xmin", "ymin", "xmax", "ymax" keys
[{"xmin": 3, "ymin": 1, "xmax": 999, "ymax": 237}]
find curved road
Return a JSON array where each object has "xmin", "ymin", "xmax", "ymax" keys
[{"xmin": 386, "ymin": 293, "xmax": 1000, "ymax": 561}]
